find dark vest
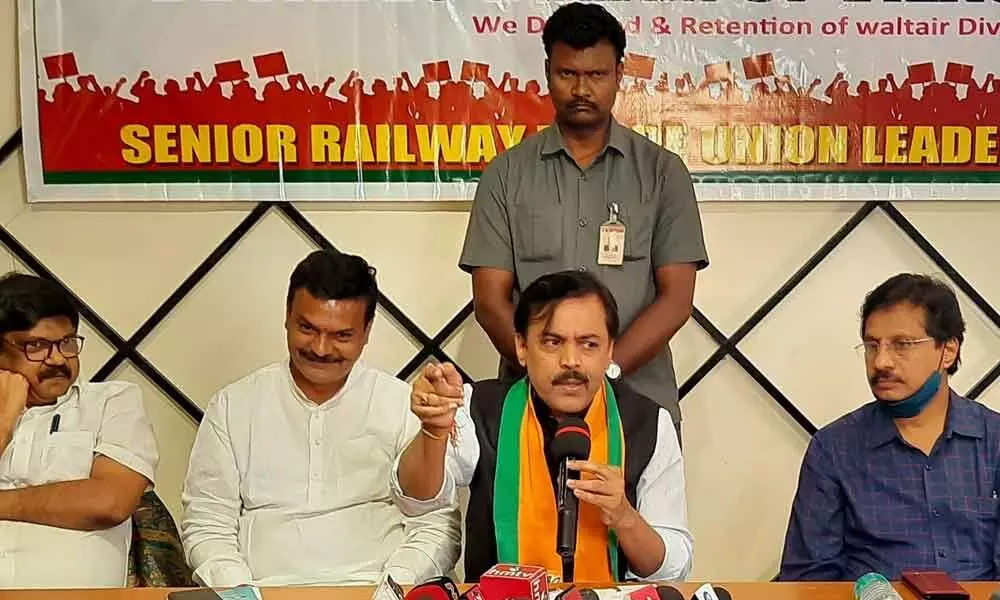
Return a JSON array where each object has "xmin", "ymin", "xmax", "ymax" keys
[{"xmin": 463, "ymin": 379, "xmax": 661, "ymax": 582}]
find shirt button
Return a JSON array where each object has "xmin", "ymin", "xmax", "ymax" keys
[
  {"xmin": 310, "ymin": 473, "xmax": 319, "ymax": 481},
  {"xmin": 933, "ymin": 510, "xmax": 941, "ymax": 518},
  {"xmin": 314, "ymin": 439, "xmax": 321, "ymax": 446},
  {"xmin": 577, "ymin": 266, "xmax": 586, "ymax": 272},
  {"xmin": 937, "ymin": 550, "xmax": 946, "ymax": 558},
  {"xmin": 925, "ymin": 465, "xmax": 933, "ymax": 471},
  {"xmin": 578, "ymin": 218, "xmax": 587, "ymax": 227}
]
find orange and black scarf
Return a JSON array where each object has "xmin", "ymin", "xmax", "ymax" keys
[{"xmin": 493, "ymin": 377, "xmax": 626, "ymax": 582}]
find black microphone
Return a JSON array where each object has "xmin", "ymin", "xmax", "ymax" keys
[
  {"xmin": 552, "ymin": 417, "xmax": 591, "ymax": 582},
  {"xmin": 690, "ymin": 585, "xmax": 732, "ymax": 600},
  {"xmin": 657, "ymin": 586, "xmax": 685, "ymax": 600}
]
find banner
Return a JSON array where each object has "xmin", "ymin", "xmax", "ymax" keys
[{"xmin": 18, "ymin": 0, "xmax": 1000, "ymax": 202}]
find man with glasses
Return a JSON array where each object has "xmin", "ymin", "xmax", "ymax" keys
[
  {"xmin": 778, "ymin": 273, "xmax": 1000, "ymax": 581},
  {"xmin": 0, "ymin": 273, "xmax": 159, "ymax": 588}
]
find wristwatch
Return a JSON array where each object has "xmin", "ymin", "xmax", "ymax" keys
[{"xmin": 606, "ymin": 361, "xmax": 621, "ymax": 379}]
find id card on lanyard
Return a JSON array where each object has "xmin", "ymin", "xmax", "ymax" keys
[{"xmin": 598, "ymin": 201, "xmax": 625, "ymax": 266}]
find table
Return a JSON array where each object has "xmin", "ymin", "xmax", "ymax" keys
[{"xmin": 1, "ymin": 583, "xmax": 997, "ymax": 600}]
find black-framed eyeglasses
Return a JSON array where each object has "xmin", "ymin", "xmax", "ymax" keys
[{"xmin": 3, "ymin": 335, "xmax": 85, "ymax": 362}]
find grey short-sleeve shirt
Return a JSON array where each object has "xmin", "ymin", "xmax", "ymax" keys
[{"xmin": 459, "ymin": 120, "xmax": 709, "ymax": 423}]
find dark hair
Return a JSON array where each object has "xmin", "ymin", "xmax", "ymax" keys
[
  {"xmin": 0, "ymin": 273, "xmax": 79, "ymax": 336},
  {"xmin": 514, "ymin": 270, "xmax": 619, "ymax": 338},
  {"xmin": 861, "ymin": 273, "xmax": 965, "ymax": 374},
  {"xmin": 287, "ymin": 250, "xmax": 378, "ymax": 324},
  {"xmin": 542, "ymin": 2, "xmax": 627, "ymax": 62}
]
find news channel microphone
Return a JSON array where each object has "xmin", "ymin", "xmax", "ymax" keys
[
  {"xmin": 404, "ymin": 576, "xmax": 460, "ymax": 600},
  {"xmin": 690, "ymin": 583, "xmax": 733, "ymax": 600},
  {"xmin": 460, "ymin": 585, "xmax": 485, "ymax": 600},
  {"xmin": 854, "ymin": 573, "xmax": 903, "ymax": 600},
  {"xmin": 480, "ymin": 564, "xmax": 549, "ymax": 600},
  {"xmin": 620, "ymin": 585, "xmax": 686, "ymax": 600},
  {"xmin": 552, "ymin": 417, "xmax": 592, "ymax": 581},
  {"xmin": 554, "ymin": 586, "xmax": 600, "ymax": 600}
]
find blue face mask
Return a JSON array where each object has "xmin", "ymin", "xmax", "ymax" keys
[{"xmin": 878, "ymin": 370, "xmax": 943, "ymax": 419}]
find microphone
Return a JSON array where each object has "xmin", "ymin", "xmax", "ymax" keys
[
  {"xmin": 620, "ymin": 585, "xmax": 684, "ymax": 600},
  {"xmin": 552, "ymin": 417, "xmax": 592, "ymax": 582},
  {"xmin": 480, "ymin": 564, "xmax": 549, "ymax": 600},
  {"xmin": 372, "ymin": 573, "xmax": 405, "ymax": 600},
  {"xmin": 404, "ymin": 577, "xmax": 460, "ymax": 600},
  {"xmin": 554, "ymin": 587, "xmax": 600, "ymax": 600},
  {"xmin": 460, "ymin": 586, "xmax": 485, "ymax": 600},
  {"xmin": 655, "ymin": 587, "xmax": 685, "ymax": 600},
  {"xmin": 690, "ymin": 584, "xmax": 732, "ymax": 600},
  {"xmin": 854, "ymin": 573, "xmax": 902, "ymax": 600}
]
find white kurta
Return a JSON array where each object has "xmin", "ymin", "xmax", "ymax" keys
[
  {"xmin": 181, "ymin": 360, "xmax": 462, "ymax": 587},
  {"xmin": 0, "ymin": 381, "xmax": 160, "ymax": 588}
]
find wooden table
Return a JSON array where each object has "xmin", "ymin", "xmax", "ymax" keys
[{"xmin": 1, "ymin": 583, "xmax": 997, "ymax": 600}]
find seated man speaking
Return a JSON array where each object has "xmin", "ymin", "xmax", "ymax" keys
[
  {"xmin": 779, "ymin": 273, "xmax": 1000, "ymax": 581},
  {"xmin": 392, "ymin": 270, "xmax": 692, "ymax": 582},
  {"xmin": 0, "ymin": 273, "xmax": 158, "ymax": 588}
]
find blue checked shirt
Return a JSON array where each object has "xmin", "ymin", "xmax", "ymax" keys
[{"xmin": 778, "ymin": 391, "xmax": 1000, "ymax": 581}]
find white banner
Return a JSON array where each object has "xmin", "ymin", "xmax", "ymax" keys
[{"xmin": 18, "ymin": 0, "xmax": 1000, "ymax": 202}]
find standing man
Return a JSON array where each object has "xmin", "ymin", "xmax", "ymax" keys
[
  {"xmin": 459, "ymin": 2, "xmax": 709, "ymax": 441},
  {"xmin": 0, "ymin": 273, "xmax": 159, "ymax": 588},
  {"xmin": 181, "ymin": 250, "xmax": 461, "ymax": 587},
  {"xmin": 779, "ymin": 274, "xmax": 1000, "ymax": 581}
]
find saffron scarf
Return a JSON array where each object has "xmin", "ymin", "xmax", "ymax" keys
[{"xmin": 493, "ymin": 377, "xmax": 626, "ymax": 582}]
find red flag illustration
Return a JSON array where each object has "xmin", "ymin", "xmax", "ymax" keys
[
  {"xmin": 460, "ymin": 61, "xmax": 490, "ymax": 83},
  {"xmin": 42, "ymin": 53, "xmax": 79, "ymax": 80},
  {"xmin": 742, "ymin": 53, "xmax": 775, "ymax": 80},
  {"xmin": 944, "ymin": 62, "xmax": 973, "ymax": 85},
  {"xmin": 907, "ymin": 62, "xmax": 936, "ymax": 85},
  {"xmin": 623, "ymin": 53, "xmax": 655, "ymax": 80},
  {"xmin": 704, "ymin": 61, "xmax": 733, "ymax": 83},
  {"xmin": 214, "ymin": 59, "xmax": 248, "ymax": 82},
  {"xmin": 253, "ymin": 51, "xmax": 289, "ymax": 79},
  {"xmin": 422, "ymin": 60, "xmax": 452, "ymax": 83}
]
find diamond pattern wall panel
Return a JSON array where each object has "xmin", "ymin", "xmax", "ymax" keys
[
  {"xmin": 1, "ymin": 116, "xmax": 998, "ymax": 581},
  {"xmin": 7, "ymin": 208, "xmax": 255, "ymax": 336},
  {"xmin": 694, "ymin": 203, "xmax": 862, "ymax": 334}
]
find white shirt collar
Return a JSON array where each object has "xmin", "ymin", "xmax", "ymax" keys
[
  {"xmin": 21, "ymin": 381, "xmax": 82, "ymax": 418},
  {"xmin": 282, "ymin": 359, "xmax": 366, "ymax": 410}
]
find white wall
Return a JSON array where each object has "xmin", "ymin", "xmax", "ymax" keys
[{"xmin": 2, "ymin": 0, "xmax": 999, "ymax": 582}]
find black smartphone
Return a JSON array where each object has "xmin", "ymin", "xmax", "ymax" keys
[{"xmin": 167, "ymin": 589, "xmax": 224, "ymax": 600}]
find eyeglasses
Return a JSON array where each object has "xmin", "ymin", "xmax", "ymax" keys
[
  {"xmin": 4, "ymin": 335, "xmax": 85, "ymax": 362},
  {"xmin": 854, "ymin": 337, "xmax": 933, "ymax": 360}
]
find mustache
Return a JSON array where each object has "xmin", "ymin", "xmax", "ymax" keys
[
  {"xmin": 870, "ymin": 370, "xmax": 902, "ymax": 385},
  {"xmin": 298, "ymin": 349, "xmax": 344, "ymax": 364},
  {"xmin": 568, "ymin": 101, "xmax": 596, "ymax": 110},
  {"xmin": 39, "ymin": 365, "xmax": 71, "ymax": 380},
  {"xmin": 552, "ymin": 370, "xmax": 588, "ymax": 386}
]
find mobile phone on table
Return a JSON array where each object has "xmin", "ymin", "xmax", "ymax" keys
[
  {"xmin": 167, "ymin": 590, "xmax": 223, "ymax": 600},
  {"xmin": 900, "ymin": 570, "xmax": 969, "ymax": 600}
]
